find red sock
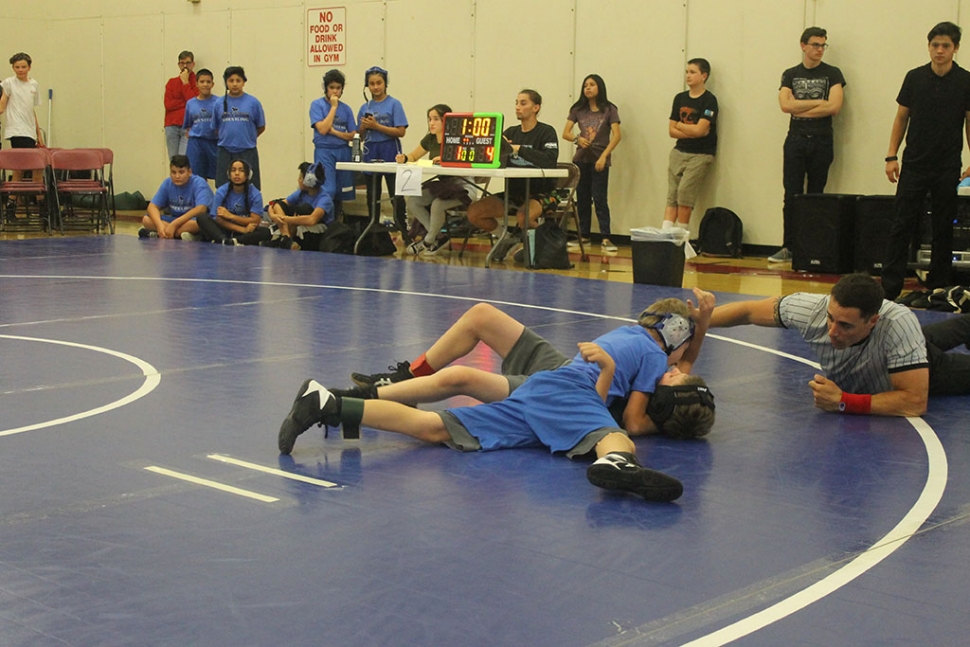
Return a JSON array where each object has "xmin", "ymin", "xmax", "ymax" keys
[{"xmin": 410, "ymin": 353, "xmax": 435, "ymax": 377}]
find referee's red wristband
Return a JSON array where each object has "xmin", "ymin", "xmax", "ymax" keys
[{"xmin": 839, "ymin": 392, "xmax": 872, "ymax": 415}]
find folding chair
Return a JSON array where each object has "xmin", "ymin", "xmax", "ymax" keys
[
  {"xmin": 0, "ymin": 148, "xmax": 53, "ymax": 234},
  {"xmin": 49, "ymin": 148, "xmax": 110, "ymax": 234},
  {"xmin": 96, "ymin": 148, "xmax": 116, "ymax": 234},
  {"xmin": 545, "ymin": 162, "xmax": 586, "ymax": 261},
  {"xmin": 444, "ymin": 177, "xmax": 493, "ymax": 258}
]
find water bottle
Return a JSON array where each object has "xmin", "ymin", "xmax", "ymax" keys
[{"xmin": 351, "ymin": 134, "xmax": 361, "ymax": 162}]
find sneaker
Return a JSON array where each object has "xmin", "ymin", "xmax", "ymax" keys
[
  {"xmin": 406, "ymin": 239, "xmax": 427, "ymax": 255},
  {"xmin": 567, "ymin": 237, "xmax": 590, "ymax": 249},
  {"xmin": 259, "ymin": 237, "xmax": 281, "ymax": 248},
  {"xmin": 222, "ymin": 237, "xmax": 242, "ymax": 246},
  {"xmin": 278, "ymin": 379, "xmax": 341, "ymax": 455},
  {"xmin": 137, "ymin": 227, "xmax": 158, "ymax": 239},
  {"xmin": 586, "ymin": 452, "xmax": 684, "ymax": 502},
  {"xmin": 767, "ymin": 247, "xmax": 792, "ymax": 263},
  {"xmin": 491, "ymin": 231, "xmax": 522, "ymax": 262},
  {"xmin": 351, "ymin": 360, "xmax": 413, "ymax": 388},
  {"xmin": 180, "ymin": 231, "xmax": 201, "ymax": 241},
  {"xmin": 420, "ymin": 236, "xmax": 451, "ymax": 256},
  {"xmin": 601, "ymin": 239, "xmax": 618, "ymax": 252},
  {"xmin": 509, "ymin": 242, "xmax": 525, "ymax": 264}
]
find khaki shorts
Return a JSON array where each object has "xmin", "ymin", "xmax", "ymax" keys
[{"xmin": 667, "ymin": 148, "xmax": 714, "ymax": 208}]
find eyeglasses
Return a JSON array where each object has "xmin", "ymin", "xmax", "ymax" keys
[{"xmin": 806, "ymin": 43, "xmax": 829, "ymax": 50}]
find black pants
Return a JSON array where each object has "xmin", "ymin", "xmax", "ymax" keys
[
  {"xmin": 196, "ymin": 214, "xmax": 270, "ymax": 245},
  {"xmin": 782, "ymin": 132, "xmax": 833, "ymax": 249},
  {"xmin": 924, "ymin": 314, "xmax": 970, "ymax": 396},
  {"xmin": 881, "ymin": 165, "xmax": 959, "ymax": 300},
  {"xmin": 575, "ymin": 162, "xmax": 611, "ymax": 238}
]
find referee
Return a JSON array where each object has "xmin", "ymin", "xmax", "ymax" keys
[{"xmin": 710, "ymin": 273, "xmax": 970, "ymax": 417}]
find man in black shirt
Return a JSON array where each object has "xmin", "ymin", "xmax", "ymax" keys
[
  {"xmin": 467, "ymin": 89, "xmax": 560, "ymax": 260},
  {"xmin": 883, "ymin": 21, "xmax": 970, "ymax": 302},
  {"xmin": 772, "ymin": 27, "xmax": 846, "ymax": 263}
]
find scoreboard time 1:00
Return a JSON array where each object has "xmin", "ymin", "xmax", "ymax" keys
[{"xmin": 443, "ymin": 116, "xmax": 498, "ymax": 163}]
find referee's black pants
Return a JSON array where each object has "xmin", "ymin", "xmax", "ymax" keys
[{"xmin": 925, "ymin": 314, "xmax": 970, "ymax": 396}]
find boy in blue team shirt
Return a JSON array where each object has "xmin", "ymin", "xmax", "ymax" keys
[
  {"xmin": 138, "ymin": 155, "xmax": 213, "ymax": 240},
  {"xmin": 182, "ymin": 68, "xmax": 219, "ymax": 181},
  {"xmin": 263, "ymin": 162, "xmax": 334, "ymax": 251},
  {"xmin": 310, "ymin": 69, "xmax": 357, "ymax": 213},
  {"xmin": 213, "ymin": 66, "xmax": 266, "ymax": 190}
]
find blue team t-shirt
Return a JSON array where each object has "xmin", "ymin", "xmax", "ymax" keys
[
  {"xmin": 285, "ymin": 188, "xmax": 335, "ymax": 225},
  {"xmin": 151, "ymin": 174, "xmax": 213, "ymax": 219},
  {"xmin": 183, "ymin": 95, "xmax": 219, "ymax": 141},
  {"xmin": 213, "ymin": 93, "xmax": 266, "ymax": 151},
  {"xmin": 565, "ymin": 325, "xmax": 668, "ymax": 404},
  {"xmin": 310, "ymin": 98, "xmax": 357, "ymax": 149},
  {"xmin": 356, "ymin": 95, "xmax": 407, "ymax": 144},
  {"xmin": 211, "ymin": 183, "xmax": 263, "ymax": 217}
]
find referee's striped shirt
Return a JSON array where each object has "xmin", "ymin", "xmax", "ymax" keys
[{"xmin": 778, "ymin": 293, "xmax": 929, "ymax": 395}]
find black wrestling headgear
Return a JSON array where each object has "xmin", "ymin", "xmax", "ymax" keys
[{"xmin": 647, "ymin": 384, "xmax": 715, "ymax": 432}]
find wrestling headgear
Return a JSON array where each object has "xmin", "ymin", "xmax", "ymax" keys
[
  {"xmin": 644, "ymin": 313, "xmax": 694, "ymax": 355},
  {"xmin": 646, "ymin": 384, "xmax": 716, "ymax": 437}
]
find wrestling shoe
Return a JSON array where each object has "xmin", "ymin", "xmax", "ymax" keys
[
  {"xmin": 351, "ymin": 360, "xmax": 413, "ymax": 388},
  {"xmin": 180, "ymin": 231, "xmax": 201, "ymax": 241},
  {"xmin": 278, "ymin": 379, "xmax": 341, "ymax": 455},
  {"xmin": 587, "ymin": 452, "xmax": 683, "ymax": 502},
  {"xmin": 137, "ymin": 227, "xmax": 158, "ymax": 239},
  {"xmin": 330, "ymin": 384, "xmax": 377, "ymax": 400}
]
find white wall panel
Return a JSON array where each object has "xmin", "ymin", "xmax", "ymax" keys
[{"xmin": 9, "ymin": 0, "xmax": 970, "ymax": 247}]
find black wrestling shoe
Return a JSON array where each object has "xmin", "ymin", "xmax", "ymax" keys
[
  {"xmin": 330, "ymin": 385, "xmax": 377, "ymax": 400},
  {"xmin": 350, "ymin": 360, "xmax": 413, "ymax": 388},
  {"xmin": 587, "ymin": 452, "xmax": 683, "ymax": 502},
  {"xmin": 278, "ymin": 379, "xmax": 340, "ymax": 454}
]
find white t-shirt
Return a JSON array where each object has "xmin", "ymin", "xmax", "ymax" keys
[{"xmin": 1, "ymin": 76, "xmax": 40, "ymax": 140}]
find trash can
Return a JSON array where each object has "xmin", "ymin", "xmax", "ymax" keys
[{"xmin": 630, "ymin": 227, "xmax": 688, "ymax": 287}]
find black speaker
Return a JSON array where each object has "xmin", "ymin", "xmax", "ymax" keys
[
  {"xmin": 854, "ymin": 195, "xmax": 896, "ymax": 275},
  {"xmin": 791, "ymin": 194, "xmax": 859, "ymax": 273}
]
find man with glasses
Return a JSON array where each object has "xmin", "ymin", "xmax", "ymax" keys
[
  {"xmin": 772, "ymin": 27, "xmax": 846, "ymax": 263},
  {"xmin": 164, "ymin": 50, "xmax": 198, "ymax": 160},
  {"xmin": 882, "ymin": 21, "xmax": 970, "ymax": 304}
]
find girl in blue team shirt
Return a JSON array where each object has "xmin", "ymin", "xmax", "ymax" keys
[
  {"xmin": 214, "ymin": 66, "xmax": 266, "ymax": 189},
  {"xmin": 357, "ymin": 66, "xmax": 408, "ymax": 232},
  {"xmin": 196, "ymin": 158, "xmax": 264, "ymax": 245},
  {"xmin": 310, "ymin": 69, "xmax": 357, "ymax": 214},
  {"xmin": 181, "ymin": 68, "xmax": 219, "ymax": 181}
]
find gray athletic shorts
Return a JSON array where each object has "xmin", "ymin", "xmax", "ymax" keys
[{"xmin": 501, "ymin": 327, "xmax": 571, "ymax": 392}]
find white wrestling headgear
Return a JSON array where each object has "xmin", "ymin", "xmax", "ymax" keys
[{"xmin": 645, "ymin": 313, "xmax": 694, "ymax": 355}]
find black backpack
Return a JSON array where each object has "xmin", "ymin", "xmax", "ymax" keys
[
  {"xmin": 317, "ymin": 221, "xmax": 357, "ymax": 254},
  {"xmin": 697, "ymin": 207, "xmax": 743, "ymax": 258},
  {"xmin": 532, "ymin": 220, "xmax": 572, "ymax": 269}
]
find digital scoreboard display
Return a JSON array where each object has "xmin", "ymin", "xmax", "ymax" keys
[{"xmin": 440, "ymin": 112, "xmax": 504, "ymax": 168}]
